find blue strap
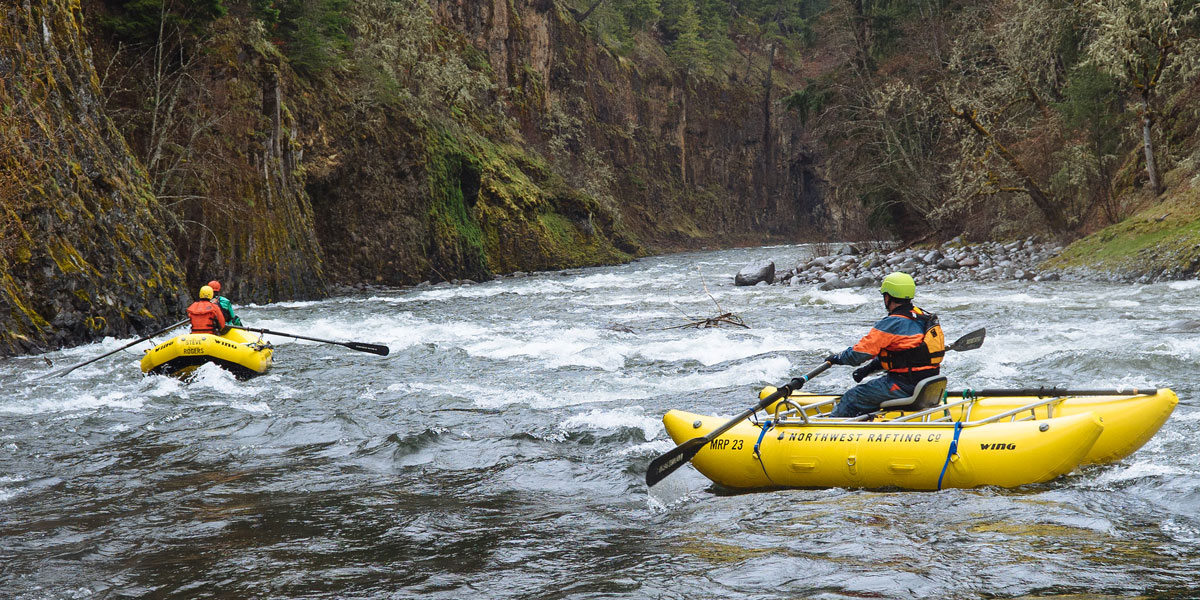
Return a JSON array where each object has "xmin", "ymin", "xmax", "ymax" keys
[
  {"xmin": 937, "ymin": 421, "xmax": 964, "ymax": 491},
  {"xmin": 753, "ymin": 420, "xmax": 772, "ymax": 459}
]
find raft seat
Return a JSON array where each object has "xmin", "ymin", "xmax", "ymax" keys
[{"xmin": 878, "ymin": 375, "xmax": 948, "ymax": 411}]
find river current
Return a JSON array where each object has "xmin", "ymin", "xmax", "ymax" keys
[{"xmin": 2, "ymin": 245, "xmax": 1198, "ymax": 599}]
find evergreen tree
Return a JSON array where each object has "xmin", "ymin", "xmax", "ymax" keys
[{"xmin": 669, "ymin": 0, "xmax": 705, "ymax": 75}]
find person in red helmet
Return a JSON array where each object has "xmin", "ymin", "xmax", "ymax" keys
[
  {"xmin": 187, "ymin": 285, "xmax": 226, "ymax": 334},
  {"xmin": 206, "ymin": 280, "xmax": 243, "ymax": 327}
]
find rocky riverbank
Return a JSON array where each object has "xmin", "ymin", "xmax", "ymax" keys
[{"xmin": 735, "ymin": 237, "xmax": 1065, "ymax": 289}]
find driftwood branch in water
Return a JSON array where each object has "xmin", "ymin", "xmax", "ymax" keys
[
  {"xmin": 664, "ymin": 313, "xmax": 749, "ymax": 330},
  {"xmin": 664, "ymin": 267, "xmax": 750, "ymax": 329}
]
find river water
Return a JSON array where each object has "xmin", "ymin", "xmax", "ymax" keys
[{"xmin": 1, "ymin": 245, "xmax": 1198, "ymax": 599}]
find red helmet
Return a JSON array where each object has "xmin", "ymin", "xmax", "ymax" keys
[{"xmin": 207, "ymin": 280, "xmax": 221, "ymax": 293}]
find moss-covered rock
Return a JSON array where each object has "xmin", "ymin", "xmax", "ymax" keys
[{"xmin": 0, "ymin": 0, "xmax": 185, "ymax": 356}]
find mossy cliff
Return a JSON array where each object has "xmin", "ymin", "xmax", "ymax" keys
[
  {"xmin": 436, "ymin": 0, "xmax": 816, "ymax": 246},
  {"xmin": 0, "ymin": 0, "xmax": 185, "ymax": 356},
  {"xmin": 302, "ymin": 0, "xmax": 814, "ymax": 285},
  {"xmin": 88, "ymin": 13, "xmax": 326, "ymax": 303},
  {"xmin": 1, "ymin": 0, "xmax": 815, "ymax": 356}
]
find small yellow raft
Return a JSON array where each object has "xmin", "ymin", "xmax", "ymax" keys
[
  {"xmin": 663, "ymin": 409, "xmax": 1103, "ymax": 490},
  {"xmin": 141, "ymin": 328, "xmax": 273, "ymax": 379}
]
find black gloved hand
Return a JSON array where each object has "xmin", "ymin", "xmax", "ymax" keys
[
  {"xmin": 788, "ymin": 377, "xmax": 806, "ymax": 391},
  {"xmin": 852, "ymin": 358, "xmax": 881, "ymax": 383},
  {"xmin": 824, "ymin": 353, "xmax": 841, "ymax": 365},
  {"xmin": 852, "ymin": 365, "xmax": 870, "ymax": 383}
]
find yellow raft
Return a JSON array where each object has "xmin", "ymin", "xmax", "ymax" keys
[
  {"xmin": 663, "ymin": 388, "xmax": 1176, "ymax": 491},
  {"xmin": 764, "ymin": 388, "xmax": 1178, "ymax": 465},
  {"xmin": 140, "ymin": 328, "xmax": 273, "ymax": 379}
]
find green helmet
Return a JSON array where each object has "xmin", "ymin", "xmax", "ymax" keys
[{"xmin": 880, "ymin": 272, "xmax": 916, "ymax": 299}]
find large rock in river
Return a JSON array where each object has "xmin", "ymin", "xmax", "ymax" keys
[{"xmin": 735, "ymin": 261, "xmax": 775, "ymax": 286}]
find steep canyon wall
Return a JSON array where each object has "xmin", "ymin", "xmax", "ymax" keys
[
  {"xmin": 1, "ymin": 0, "xmax": 814, "ymax": 356},
  {"xmin": 0, "ymin": 0, "xmax": 185, "ymax": 356}
]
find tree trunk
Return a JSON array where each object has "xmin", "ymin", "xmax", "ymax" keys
[
  {"xmin": 1142, "ymin": 96, "xmax": 1163, "ymax": 196},
  {"xmin": 951, "ymin": 105, "xmax": 1068, "ymax": 232},
  {"xmin": 575, "ymin": 0, "xmax": 604, "ymax": 23}
]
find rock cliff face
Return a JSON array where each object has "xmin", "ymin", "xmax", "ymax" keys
[
  {"xmin": 1, "ymin": 0, "xmax": 817, "ymax": 356},
  {"xmin": 0, "ymin": 0, "xmax": 185, "ymax": 356},
  {"xmin": 435, "ymin": 0, "xmax": 818, "ymax": 245},
  {"xmin": 90, "ymin": 13, "xmax": 327, "ymax": 304},
  {"xmin": 301, "ymin": 0, "xmax": 817, "ymax": 286}
]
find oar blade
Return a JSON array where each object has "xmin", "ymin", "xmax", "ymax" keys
[
  {"xmin": 343, "ymin": 341, "xmax": 390, "ymax": 356},
  {"xmin": 949, "ymin": 327, "xmax": 985, "ymax": 352},
  {"xmin": 646, "ymin": 437, "xmax": 708, "ymax": 487}
]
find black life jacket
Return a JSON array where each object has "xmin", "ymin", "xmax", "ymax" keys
[{"xmin": 878, "ymin": 306, "xmax": 945, "ymax": 373}]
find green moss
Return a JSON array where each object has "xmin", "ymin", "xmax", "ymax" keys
[
  {"xmin": 2, "ymin": 273, "xmax": 51, "ymax": 331},
  {"xmin": 47, "ymin": 239, "xmax": 94, "ymax": 275},
  {"xmin": 538, "ymin": 212, "xmax": 576, "ymax": 248},
  {"xmin": 425, "ymin": 130, "xmax": 489, "ymax": 279},
  {"xmin": 1047, "ymin": 186, "xmax": 1200, "ymax": 275}
]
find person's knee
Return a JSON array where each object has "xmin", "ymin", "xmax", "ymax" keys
[{"xmin": 832, "ymin": 386, "xmax": 873, "ymax": 417}]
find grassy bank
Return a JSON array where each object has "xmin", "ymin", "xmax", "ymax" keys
[{"xmin": 1045, "ymin": 182, "xmax": 1200, "ymax": 280}]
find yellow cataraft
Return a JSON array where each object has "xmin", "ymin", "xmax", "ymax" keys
[
  {"xmin": 140, "ymin": 328, "xmax": 273, "ymax": 379},
  {"xmin": 764, "ymin": 387, "xmax": 1178, "ymax": 466},
  {"xmin": 653, "ymin": 378, "xmax": 1176, "ymax": 491}
]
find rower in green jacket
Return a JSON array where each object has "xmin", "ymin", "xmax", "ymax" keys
[{"xmin": 206, "ymin": 280, "xmax": 243, "ymax": 327}]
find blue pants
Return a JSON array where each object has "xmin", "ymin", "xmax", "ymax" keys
[{"xmin": 830, "ymin": 374, "xmax": 916, "ymax": 417}]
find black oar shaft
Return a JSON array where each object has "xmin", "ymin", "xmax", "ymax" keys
[
  {"xmin": 948, "ymin": 388, "xmax": 1157, "ymax": 398},
  {"xmin": 646, "ymin": 362, "xmax": 832, "ymax": 487},
  {"xmin": 40, "ymin": 318, "xmax": 189, "ymax": 379},
  {"xmin": 233, "ymin": 327, "xmax": 389, "ymax": 356}
]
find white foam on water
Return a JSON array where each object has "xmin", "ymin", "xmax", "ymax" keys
[
  {"xmin": 993, "ymin": 292, "xmax": 1053, "ymax": 304},
  {"xmin": 604, "ymin": 309, "xmax": 675, "ymax": 320},
  {"xmin": 644, "ymin": 356, "xmax": 793, "ymax": 395},
  {"xmin": 228, "ymin": 401, "xmax": 272, "ymax": 413},
  {"xmin": 1094, "ymin": 461, "xmax": 1190, "ymax": 484},
  {"xmin": 0, "ymin": 392, "xmax": 145, "ymax": 416},
  {"xmin": 1107, "ymin": 299, "xmax": 1141, "ymax": 308},
  {"xmin": 560, "ymin": 272, "xmax": 639, "ymax": 290},
  {"xmin": 572, "ymin": 294, "xmax": 670, "ymax": 307},
  {"xmin": 251, "ymin": 313, "xmax": 490, "ymax": 355},
  {"xmin": 560, "ymin": 407, "xmax": 661, "ymax": 441},
  {"xmin": 633, "ymin": 329, "xmax": 820, "ymax": 366},
  {"xmin": 0, "ymin": 474, "xmax": 24, "ymax": 502},
  {"xmin": 386, "ymin": 355, "xmax": 795, "ymax": 408},
  {"xmin": 1168, "ymin": 280, "xmax": 1200, "ymax": 291},
  {"xmin": 464, "ymin": 327, "xmax": 628, "ymax": 370},
  {"xmin": 398, "ymin": 279, "xmax": 572, "ymax": 303},
  {"xmin": 1163, "ymin": 337, "xmax": 1200, "ymax": 359},
  {"xmin": 1172, "ymin": 410, "xmax": 1200, "ymax": 422},
  {"xmin": 460, "ymin": 385, "xmax": 559, "ymax": 409},
  {"xmin": 620, "ymin": 438, "xmax": 676, "ymax": 456},
  {"xmin": 796, "ymin": 287, "xmax": 873, "ymax": 306},
  {"xmin": 188, "ymin": 363, "xmax": 262, "ymax": 396},
  {"xmin": 262, "ymin": 299, "xmax": 325, "ymax": 309},
  {"xmin": 141, "ymin": 374, "xmax": 185, "ymax": 397}
]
